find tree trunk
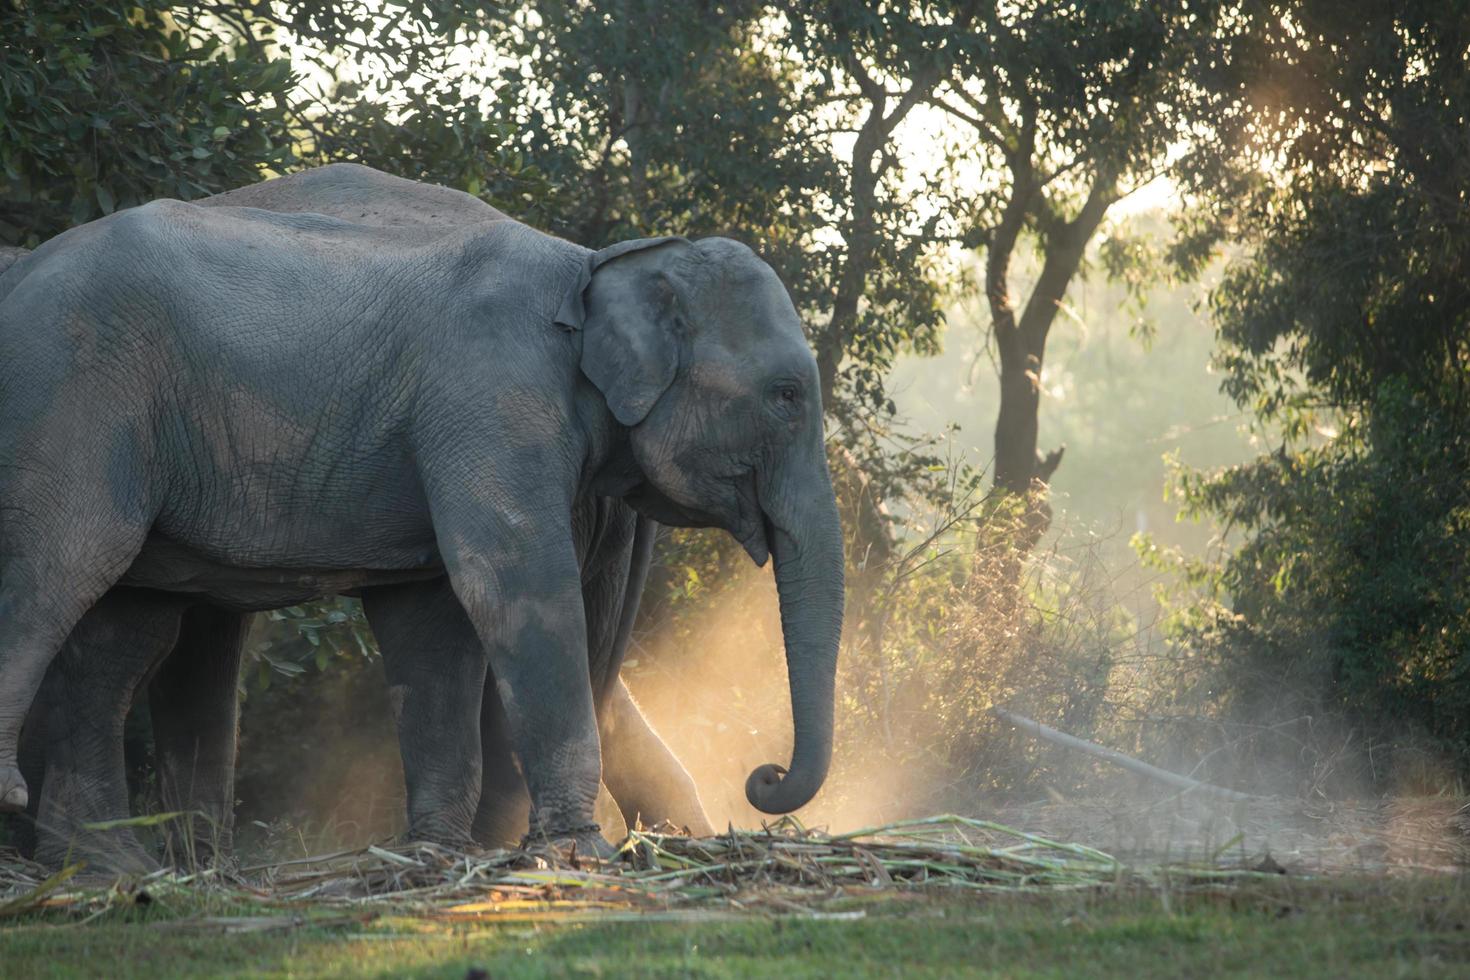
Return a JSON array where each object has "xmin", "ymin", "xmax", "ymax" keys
[
  {"xmin": 992, "ymin": 335, "xmax": 1045, "ymax": 495},
  {"xmin": 987, "ymin": 174, "xmax": 1114, "ymax": 543},
  {"xmin": 818, "ymin": 56, "xmax": 942, "ymax": 409}
]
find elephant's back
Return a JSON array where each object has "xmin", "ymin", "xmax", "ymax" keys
[
  {"xmin": 199, "ymin": 163, "xmax": 508, "ymax": 230},
  {"xmin": 0, "ymin": 246, "xmax": 26, "ymax": 279}
]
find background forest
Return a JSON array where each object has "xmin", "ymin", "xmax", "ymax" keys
[{"xmin": 3, "ymin": 0, "xmax": 1467, "ymax": 843}]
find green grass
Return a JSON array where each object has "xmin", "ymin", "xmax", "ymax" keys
[{"xmin": 4, "ymin": 877, "xmax": 1469, "ymax": 978}]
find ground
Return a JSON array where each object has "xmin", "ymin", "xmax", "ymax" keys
[
  {"xmin": 4, "ymin": 878, "xmax": 1470, "ymax": 978},
  {"xmin": 3, "ymin": 809, "xmax": 1468, "ymax": 977}
]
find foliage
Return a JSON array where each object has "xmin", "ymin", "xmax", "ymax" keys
[
  {"xmin": 1145, "ymin": 0, "xmax": 1470, "ymax": 786},
  {"xmin": 244, "ymin": 599, "xmax": 373, "ymax": 693},
  {"xmin": 0, "ymin": 0, "xmax": 295, "ymax": 244},
  {"xmin": 915, "ymin": 0, "xmax": 1232, "ymax": 495},
  {"xmin": 0, "ymin": 1, "xmax": 555, "ymax": 247}
]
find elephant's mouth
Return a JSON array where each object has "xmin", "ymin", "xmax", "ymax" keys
[
  {"xmin": 624, "ymin": 472, "xmax": 772, "ymax": 567},
  {"xmin": 733, "ymin": 471, "xmax": 771, "ymax": 567},
  {"xmin": 736, "ymin": 515, "xmax": 772, "ymax": 567}
]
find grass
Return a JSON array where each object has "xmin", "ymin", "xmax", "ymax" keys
[{"xmin": 3, "ymin": 877, "xmax": 1470, "ymax": 978}]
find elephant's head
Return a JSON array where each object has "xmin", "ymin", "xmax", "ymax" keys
[{"xmin": 558, "ymin": 236, "xmax": 844, "ymax": 815}]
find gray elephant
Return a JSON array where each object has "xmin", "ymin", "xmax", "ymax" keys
[
  {"xmin": 9, "ymin": 167, "xmax": 712, "ymax": 869},
  {"xmin": 0, "ymin": 165, "xmax": 844, "ymax": 858}
]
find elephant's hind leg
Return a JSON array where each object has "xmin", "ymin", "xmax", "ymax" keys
[
  {"xmin": 32, "ymin": 590, "xmax": 184, "ymax": 872},
  {"xmin": 149, "ymin": 605, "xmax": 249, "ymax": 868},
  {"xmin": 0, "ymin": 533, "xmax": 150, "ymax": 813},
  {"xmin": 0, "ymin": 459, "xmax": 154, "ymax": 813}
]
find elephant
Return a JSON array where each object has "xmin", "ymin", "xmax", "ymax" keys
[
  {"xmin": 6, "ymin": 166, "xmax": 712, "ymax": 870},
  {"xmin": 0, "ymin": 164, "xmax": 844, "ymax": 859}
]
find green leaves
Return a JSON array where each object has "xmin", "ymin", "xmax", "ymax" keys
[
  {"xmin": 245, "ymin": 600, "xmax": 376, "ymax": 694},
  {"xmin": 0, "ymin": 1, "xmax": 296, "ymax": 246},
  {"xmin": 1158, "ymin": 0, "xmax": 1470, "ymax": 784}
]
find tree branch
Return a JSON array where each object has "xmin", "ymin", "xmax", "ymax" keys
[{"xmin": 1018, "ymin": 169, "xmax": 1117, "ymax": 352}]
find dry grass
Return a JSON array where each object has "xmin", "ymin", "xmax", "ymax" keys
[
  {"xmin": 0, "ymin": 813, "xmax": 1294, "ymax": 925},
  {"xmin": 5, "ymin": 800, "xmax": 1465, "ymax": 932},
  {"xmin": 4, "ymin": 810, "xmax": 1468, "ymax": 978}
]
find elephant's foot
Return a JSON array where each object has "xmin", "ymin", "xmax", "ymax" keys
[
  {"xmin": 403, "ymin": 821, "xmax": 479, "ymax": 853},
  {"xmin": 36, "ymin": 832, "xmax": 161, "ymax": 878},
  {"xmin": 522, "ymin": 823, "xmax": 619, "ymax": 867},
  {"xmin": 0, "ymin": 765, "xmax": 27, "ymax": 812},
  {"xmin": 163, "ymin": 825, "xmax": 235, "ymax": 872}
]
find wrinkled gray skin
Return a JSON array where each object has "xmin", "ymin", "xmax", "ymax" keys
[
  {"xmin": 0, "ymin": 165, "xmax": 844, "ymax": 860},
  {"xmin": 11, "ymin": 167, "xmax": 712, "ymax": 870}
]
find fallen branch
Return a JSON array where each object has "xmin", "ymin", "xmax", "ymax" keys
[{"xmin": 992, "ymin": 707, "xmax": 1260, "ymax": 803}]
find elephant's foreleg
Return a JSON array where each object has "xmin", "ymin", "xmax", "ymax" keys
[
  {"xmin": 148, "ymin": 605, "xmax": 249, "ymax": 867},
  {"xmin": 32, "ymin": 590, "xmax": 184, "ymax": 872},
  {"xmin": 444, "ymin": 531, "xmax": 607, "ymax": 857}
]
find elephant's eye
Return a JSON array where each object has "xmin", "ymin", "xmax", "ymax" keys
[{"xmin": 768, "ymin": 380, "xmax": 802, "ymax": 419}]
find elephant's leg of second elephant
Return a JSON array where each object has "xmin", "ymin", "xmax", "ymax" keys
[
  {"xmin": 377, "ymin": 582, "xmax": 532, "ymax": 847},
  {"xmin": 362, "ymin": 580, "xmax": 488, "ymax": 845},
  {"xmin": 471, "ymin": 675, "xmax": 629, "ymax": 847},
  {"xmin": 601, "ymin": 679, "xmax": 715, "ymax": 836},
  {"xmin": 470, "ymin": 672, "xmax": 531, "ymax": 847},
  {"xmin": 148, "ymin": 605, "xmax": 249, "ymax": 867},
  {"xmin": 33, "ymin": 590, "xmax": 184, "ymax": 872}
]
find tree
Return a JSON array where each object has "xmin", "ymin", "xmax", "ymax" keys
[
  {"xmin": 1152, "ymin": 0, "xmax": 1470, "ymax": 783},
  {"xmin": 930, "ymin": 1, "xmax": 1225, "ymax": 506},
  {"xmin": 0, "ymin": 1, "xmax": 556, "ymax": 247},
  {"xmin": 766, "ymin": 2, "xmax": 1230, "ymax": 547},
  {"xmin": 0, "ymin": 0, "xmax": 295, "ymax": 245}
]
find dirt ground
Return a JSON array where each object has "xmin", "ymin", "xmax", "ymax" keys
[{"xmin": 989, "ymin": 793, "xmax": 1470, "ymax": 875}]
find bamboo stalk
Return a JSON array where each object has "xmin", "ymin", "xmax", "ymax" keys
[{"xmin": 992, "ymin": 707, "xmax": 1259, "ymax": 802}]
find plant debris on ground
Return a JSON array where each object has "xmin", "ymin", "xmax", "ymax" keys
[{"xmin": 0, "ymin": 810, "xmax": 1390, "ymax": 926}]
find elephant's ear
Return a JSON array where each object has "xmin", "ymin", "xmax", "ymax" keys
[{"xmin": 558, "ymin": 236, "xmax": 691, "ymax": 426}]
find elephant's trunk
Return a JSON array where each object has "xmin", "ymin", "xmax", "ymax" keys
[{"xmin": 744, "ymin": 458, "xmax": 844, "ymax": 815}]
